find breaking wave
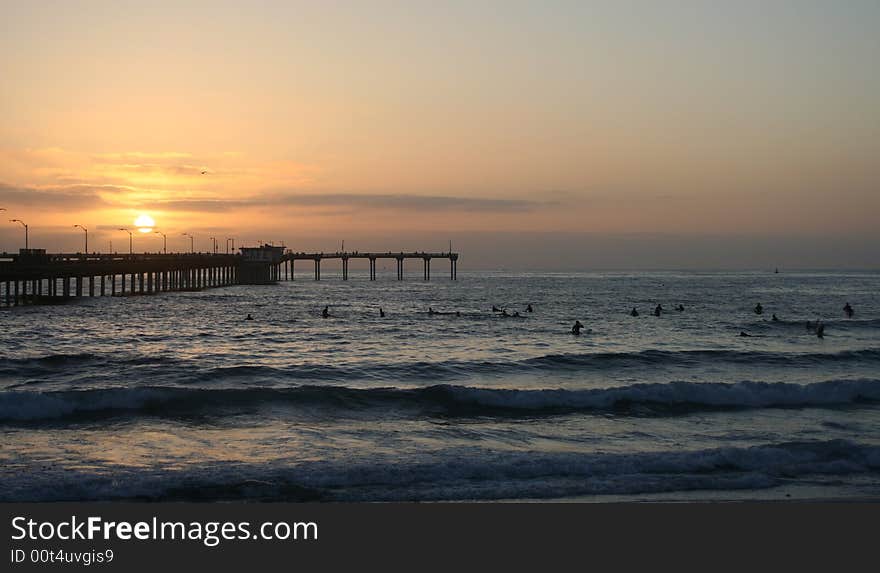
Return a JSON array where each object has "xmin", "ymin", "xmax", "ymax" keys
[
  {"xmin": 2, "ymin": 378, "xmax": 879, "ymax": 422},
  {"xmin": 3, "ymin": 439, "xmax": 878, "ymax": 501}
]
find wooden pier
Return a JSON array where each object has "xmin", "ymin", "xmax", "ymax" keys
[
  {"xmin": 0, "ymin": 248, "xmax": 459, "ymax": 307},
  {"xmin": 283, "ymin": 251, "xmax": 459, "ymax": 281}
]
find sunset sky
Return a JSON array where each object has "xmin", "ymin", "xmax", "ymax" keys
[{"xmin": 1, "ymin": 1, "xmax": 878, "ymax": 268}]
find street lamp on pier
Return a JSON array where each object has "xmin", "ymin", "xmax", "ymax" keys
[
  {"xmin": 154, "ymin": 231, "xmax": 167, "ymax": 254},
  {"xmin": 74, "ymin": 224, "xmax": 88, "ymax": 253},
  {"xmin": 118, "ymin": 228, "xmax": 133, "ymax": 254},
  {"xmin": 182, "ymin": 233, "xmax": 194, "ymax": 253},
  {"xmin": 10, "ymin": 219, "xmax": 28, "ymax": 249}
]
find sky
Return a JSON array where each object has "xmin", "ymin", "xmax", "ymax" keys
[{"xmin": 1, "ymin": 0, "xmax": 878, "ymax": 268}]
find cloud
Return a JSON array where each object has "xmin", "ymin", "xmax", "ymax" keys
[
  {"xmin": 0, "ymin": 182, "xmax": 123, "ymax": 209},
  {"xmin": 91, "ymin": 152, "xmax": 194, "ymax": 162},
  {"xmin": 134, "ymin": 199, "xmax": 257, "ymax": 212},
  {"xmin": 136, "ymin": 192, "xmax": 550, "ymax": 213},
  {"xmin": 93, "ymin": 163, "xmax": 208, "ymax": 176}
]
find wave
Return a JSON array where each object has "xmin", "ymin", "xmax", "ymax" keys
[
  {"xmin": 293, "ymin": 439, "xmax": 880, "ymax": 502},
  {"xmin": 0, "ymin": 352, "xmax": 178, "ymax": 370},
  {"xmin": 2, "ymin": 378, "xmax": 879, "ymax": 422},
  {"xmin": 3, "ymin": 439, "xmax": 879, "ymax": 501},
  {"xmin": 3, "ymin": 348, "xmax": 880, "ymax": 383},
  {"xmin": 522, "ymin": 348, "xmax": 880, "ymax": 369},
  {"xmin": 746, "ymin": 318, "xmax": 880, "ymax": 332},
  {"xmin": 810, "ymin": 318, "xmax": 880, "ymax": 328}
]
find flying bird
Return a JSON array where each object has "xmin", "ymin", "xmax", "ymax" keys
[{"xmin": 201, "ymin": 170, "xmax": 208, "ymax": 175}]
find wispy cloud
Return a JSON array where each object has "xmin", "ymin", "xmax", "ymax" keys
[
  {"xmin": 91, "ymin": 151, "xmax": 194, "ymax": 162},
  {"xmin": 0, "ymin": 182, "xmax": 125, "ymax": 209},
  {"xmin": 136, "ymin": 192, "xmax": 550, "ymax": 213}
]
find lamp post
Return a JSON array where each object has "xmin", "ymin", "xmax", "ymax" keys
[
  {"xmin": 10, "ymin": 219, "xmax": 28, "ymax": 249},
  {"xmin": 74, "ymin": 224, "xmax": 88, "ymax": 253},
  {"xmin": 209, "ymin": 236, "xmax": 217, "ymax": 254},
  {"xmin": 118, "ymin": 228, "xmax": 132, "ymax": 254},
  {"xmin": 182, "ymin": 233, "xmax": 194, "ymax": 253},
  {"xmin": 226, "ymin": 237, "xmax": 235, "ymax": 253},
  {"xmin": 154, "ymin": 231, "xmax": 167, "ymax": 254}
]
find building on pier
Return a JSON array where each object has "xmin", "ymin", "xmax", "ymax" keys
[{"xmin": 239, "ymin": 245, "xmax": 286, "ymax": 284}]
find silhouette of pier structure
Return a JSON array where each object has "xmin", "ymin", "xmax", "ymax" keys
[
  {"xmin": 0, "ymin": 246, "xmax": 459, "ymax": 307},
  {"xmin": 284, "ymin": 251, "xmax": 459, "ymax": 281}
]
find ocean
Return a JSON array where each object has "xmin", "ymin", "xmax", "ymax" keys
[{"xmin": 2, "ymin": 270, "xmax": 879, "ymax": 502}]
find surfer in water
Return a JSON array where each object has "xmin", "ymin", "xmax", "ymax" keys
[
  {"xmin": 754, "ymin": 303, "xmax": 763, "ymax": 315},
  {"xmin": 379, "ymin": 307, "xmax": 385, "ymax": 317},
  {"xmin": 526, "ymin": 304, "xmax": 534, "ymax": 313},
  {"xmin": 817, "ymin": 322, "xmax": 825, "ymax": 338},
  {"xmin": 630, "ymin": 307, "xmax": 639, "ymax": 317},
  {"xmin": 245, "ymin": 313, "xmax": 254, "ymax": 320},
  {"xmin": 676, "ymin": 304, "xmax": 685, "ymax": 312},
  {"xmin": 844, "ymin": 303, "xmax": 854, "ymax": 318},
  {"xmin": 322, "ymin": 306, "xmax": 330, "ymax": 318},
  {"xmin": 492, "ymin": 305, "xmax": 502, "ymax": 312},
  {"xmin": 571, "ymin": 320, "xmax": 585, "ymax": 335},
  {"xmin": 654, "ymin": 304, "xmax": 663, "ymax": 317},
  {"xmin": 739, "ymin": 331, "xmax": 752, "ymax": 337},
  {"xmin": 772, "ymin": 313, "xmax": 780, "ymax": 322}
]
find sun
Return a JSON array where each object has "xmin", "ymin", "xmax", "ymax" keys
[{"xmin": 134, "ymin": 214, "xmax": 155, "ymax": 233}]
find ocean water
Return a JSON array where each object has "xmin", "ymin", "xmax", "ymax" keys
[{"xmin": 1, "ymin": 270, "xmax": 879, "ymax": 502}]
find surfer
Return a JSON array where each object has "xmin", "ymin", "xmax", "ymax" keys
[
  {"xmin": 571, "ymin": 320, "xmax": 585, "ymax": 335},
  {"xmin": 772, "ymin": 313, "xmax": 779, "ymax": 322},
  {"xmin": 322, "ymin": 306, "xmax": 330, "ymax": 318},
  {"xmin": 492, "ymin": 305, "xmax": 502, "ymax": 312},
  {"xmin": 676, "ymin": 304, "xmax": 685, "ymax": 312},
  {"xmin": 654, "ymin": 304, "xmax": 663, "ymax": 317},
  {"xmin": 428, "ymin": 307, "xmax": 436, "ymax": 315},
  {"xmin": 754, "ymin": 303, "xmax": 763, "ymax": 315},
  {"xmin": 526, "ymin": 304, "xmax": 534, "ymax": 313},
  {"xmin": 245, "ymin": 313, "xmax": 254, "ymax": 321},
  {"xmin": 739, "ymin": 331, "xmax": 752, "ymax": 337},
  {"xmin": 630, "ymin": 307, "xmax": 639, "ymax": 317},
  {"xmin": 844, "ymin": 303, "xmax": 854, "ymax": 318},
  {"xmin": 817, "ymin": 322, "xmax": 825, "ymax": 338},
  {"xmin": 379, "ymin": 307, "xmax": 385, "ymax": 317}
]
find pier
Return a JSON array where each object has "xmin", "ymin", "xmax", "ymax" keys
[
  {"xmin": 0, "ymin": 247, "xmax": 459, "ymax": 307},
  {"xmin": 283, "ymin": 251, "xmax": 459, "ymax": 281}
]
